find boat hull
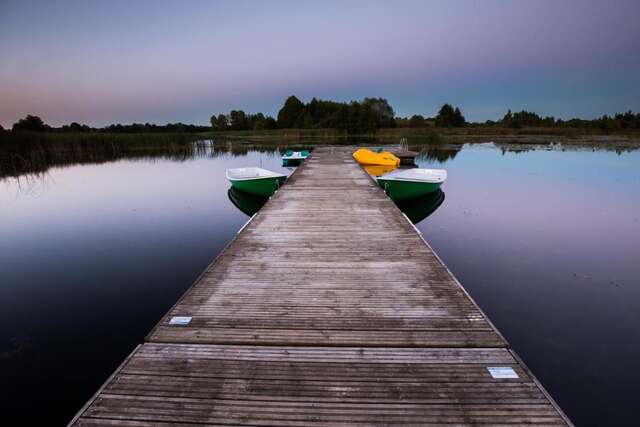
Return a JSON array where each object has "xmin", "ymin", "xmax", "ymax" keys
[
  {"xmin": 282, "ymin": 150, "xmax": 310, "ymax": 167},
  {"xmin": 229, "ymin": 176, "xmax": 286, "ymax": 197},
  {"xmin": 282, "ymin": 158, "xmax": 304, "ymax": 167},
  {"xmin": 353, "ymin": 149, "xmax": 400, "ymax": 166},
  {"xmin": 377, "ymin": 178, "xmax": 442, "ymax": 201}
]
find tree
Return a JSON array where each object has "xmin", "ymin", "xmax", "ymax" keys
[
  {"xmin": 614, "ymin": 110, "xmax": 640, "ymax": 129},
  {"xmin": 63, "ymin": 122, "xmax": 90, "ymax": 132},
  {"xmin": 502, "ymin": 109, "xmax": 513, "ymax": 126},
  {"xmin": 251, "ymin": 113, "xmax": 267, "ymax": 130},
  {"xmin": 346, "ymin": 102, "xmax": 379, "ymax": 134},
  {"xmin": 453, "ymin": 107, "xmax": 465, "ymax": 126},
  {"xmin": 263, "ymin": 117, "xmax": 277, "ymax": 130},
  {"xmin": 0, "ymin": 124, "xmax": 4, "ymax": 131},
  {"xmin": 211, "ymin": 114, "xmax": 228, "ymax": 130},
  {"xmin": 229, "ymin": 110, "xmax": 248, "ymax": 130},
  {"xmin": 247, "ymin": 113, "xmax": 263, "ymax": 130},
  {"xmin": 435, "ymin": 104, "xmax": 455, "ymax": 127},
  {"xmin": 253, "ymin": 117, "xmax": 267, "ymax": 130},
  {"xmin": 277, "ymin": 96, "xmax": 305, "ymax": 128},
  {"xmin": 296, "ymin": 112, "xmax": 314, "ymax": 128},
  {"xmin": 501, "ymin": 110, "xmax": 546, "ymax": 128},
  {"xmin": 596, "ymin": 115, "xmax": 618, "ymax": 132},
  {"xmin": 435, "ymin": 104, "xmax": 465, "ymax": 127},
  {"xmin": 362, "ymin": 98, "xmax": 396, "ymax": 128},
  {"xmin": 12, "ymin": 115, "xmax": 47, "ymax": 132},
  {"xmin": 332, "ymin": 105, "xmax": 349, "ymax": 132},
  {"xmin": 408, "ymin": 114, "xmax": 425, "ymax": 128},
  {"xmin": 252, "ymin": 113, "xmax": 277, "ymax": 130}
]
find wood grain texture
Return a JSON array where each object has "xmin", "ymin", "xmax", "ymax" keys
[
  {"xmin": 70, "ymin": 147, "xmax": 571, "ymax": 426},
  {"xmin": 75, "ymin": 344, "xmax": 568, "ymax": 426},
  {"xmin": 147, "ymin": 147, "xmax": 503, "ymax": 347}
]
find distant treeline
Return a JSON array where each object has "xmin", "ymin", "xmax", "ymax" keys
[
  {"xmin": 7, "ymin": 115, "xmax": 210, "ymax": 134},
  {"xmin": 397, "ymin": 109, "xmax": 640, "ymax": 131},
  {"xmin": 211, "ymin": 111, "xmax": 278, "ymax": 131},
  {"xmin": 3, "ymin": 96, "xmax": 640, "ymax": 137},
  {"xmin": 211, "ymin": 96, "xmax": 397, "ymax": 134},
  {"xmin": 209, "ymin": 99, "xmax": 639, "ymax": 132},
  {"xmin": 489, "ymin": 109, "xmax": 640, "ymax": 131},
  {"xmin": 396, "ymin": 104, "xmax": 466, "ymax": 128}
]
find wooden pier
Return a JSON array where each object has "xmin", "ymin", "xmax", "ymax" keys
[{"xmin": 70, "ymin": 147, "xmax": 571, "ymax": 426}]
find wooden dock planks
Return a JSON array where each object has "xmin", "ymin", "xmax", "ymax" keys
[{"xmin": 70, "ymin": 147, "xmax": 571, "ymax": 426}]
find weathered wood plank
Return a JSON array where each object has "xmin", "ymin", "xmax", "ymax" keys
[
  {"xmin": 75, "ymin": 344, "xmax": 567, "ymax": 425},
  {"xmin": 144, "ymin": 147, "xmax": 503, "ymax": 348}
]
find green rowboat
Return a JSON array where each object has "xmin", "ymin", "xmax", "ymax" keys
[
  {"xmin": 226, "ymin": 167, "xmax": 287, "ymax": 197},
  {"xmin": 376, "ymin": 168, "xmax": 447, "ymax": 201},
  {"xmin": 282, "ymin": 149, "xmax": 310, "ymax": 166}
]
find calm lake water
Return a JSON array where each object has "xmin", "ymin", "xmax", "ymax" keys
[{"xmin": 1, "ymin": 141, "xmax": 639, "ymax": 425}]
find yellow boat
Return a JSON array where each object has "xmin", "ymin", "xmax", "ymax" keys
[{"xmin": 353, "ymin": 148, "xmax": 400, "ymax": 167}]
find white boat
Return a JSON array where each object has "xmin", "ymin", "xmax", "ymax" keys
[
  {"xmin": 282, "ymin": 150, "xmax": 310, "ymax": 165},
  {"xmin": 376, "ymin": 168, "xmax": 447, "ymax": 201},
  {"xmin": 226, "ymin": 167, "xmax": 287, "ymax": 197}
]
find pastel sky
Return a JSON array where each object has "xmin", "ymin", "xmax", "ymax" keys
[{"xmin": 1, "ymin": 0, "xmax": 639, "ymax": 127}]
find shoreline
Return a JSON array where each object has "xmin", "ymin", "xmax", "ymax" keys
[
  {"xmin": 203, "ymin": 127, "xmax": 640, "ymax": 150},
  {"xmin": 3, "ymin": 126, "xmax": 640, "ymax": 147}
]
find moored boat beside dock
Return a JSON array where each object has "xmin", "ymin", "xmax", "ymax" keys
[
  {"xmin": 226, "ymin": 167, "xmax": 287, "ymax": 197},
  {"xmin": 282, "ymin": 149, "xmax": 310, "ymax": 166},
  {"xmin": 376, "ymin": 167, "xmax": 447, "ymax": 201}
]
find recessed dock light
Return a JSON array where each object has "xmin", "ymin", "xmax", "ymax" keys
[
  {"xmin": 169, "ymin": 316, "xmax": 192, "ymax": 326},
  {"xmin": 487, "ymin": 366, "xmax": 518, "ymax": 379}
]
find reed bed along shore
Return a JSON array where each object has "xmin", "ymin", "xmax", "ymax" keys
[
  {"xmin": 2, "ymin": 127, "xmax": 638, "ymax": 179},
  {"xmin": 0, "ymin": 132, "xmax": 204, "ymax": 178},
  {"xmin": 0, "ymin": 132, "xmax": 317, "ymax": 178},
  {"xmin": 204, "ymin": 126, "xmax": 640, "ymax": 147}
]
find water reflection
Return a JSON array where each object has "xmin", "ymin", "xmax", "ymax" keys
[
  {"xmin": 395, "ymin": 189, "xmax": 445, "ymax": 224},
  {"xmin": 360, "ymin": 163, "xmax": 445, "ymax": 223},
  {"xmin": 415, "ymin": 145, "xmax": 460, "ymax": 163},
  {"xmin": 0, "ymin": 138, "xmax": 314, "ymax": 179},
  {"xmin": 362, "ymin": 164, "xmax": 398, "ymax": 176},
  {"xmin": 1, "ymin": 140, "xmax": 640, "ymax": 426},
  {"xmin": 228, "ymin": 187, "xmax": 269, "ymax": 217},
  {"xmin": 226, "ymin": 163, "xmax": 445, "ymax": 225}
]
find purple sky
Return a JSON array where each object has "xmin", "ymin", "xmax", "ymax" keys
[{"xmin": 1, "ymin": 0, "xmax": 639, "ymax": 127}]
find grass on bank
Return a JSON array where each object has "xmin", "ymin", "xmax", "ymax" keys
[
  {"xmin": 0, "ymin": 131, "xmax": 319, "ymax": 178},
  {"xmin": 0, "ymin": 131, "xmax": 206, "ymax": 178},
  {"xmin": 2, "ymin": 126, "xmax": 638, "ymax": 178}
]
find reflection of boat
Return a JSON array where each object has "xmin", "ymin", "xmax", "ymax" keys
[
  {"xmin": 376, "ymin": 168, "xmax": 447, "ymax": 201},
  {"xmin": 228, "ymin": 187, "xmax": 269, "ymax": 217},
  {"xmin": 282, "ymin": 150, "xmax": 310, "ymax": 166},
  {"xmin": 353, "ymin": 148, "xmax": 400, "ymax": 166},
  {"xmin": 395, "ymin": 190, "xmax": 445, "ymax": 224},
  {"xmin": 362, "ymin": 164, "xmax": 398, "ymax": 177},
  {"xmin": 226, "ymin": 167, "xmax": 287, "ymax": 197}
]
